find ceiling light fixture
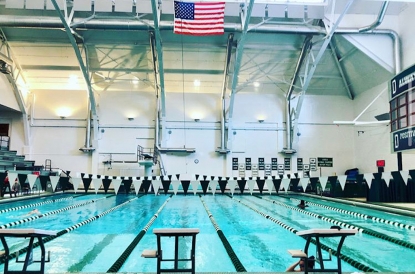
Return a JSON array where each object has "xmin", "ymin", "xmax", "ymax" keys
[
  {"xmin": 132, "ymin": 77, "xmax": 139, "ymax": 85},
  {"xmin": 258, "ymin": 119, "xmax": 264, "ymax": 123}
]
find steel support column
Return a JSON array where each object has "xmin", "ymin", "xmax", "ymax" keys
[
  {"xmin": 216, "ymin": 33, "xmax": 234, "ymax": 154},
  {"xmin": 292, "ymin": 0, "xmax": 355, "ymax": 147},
  {"xmin": 227, "ymin": 0, "xmax": 255, "ymax": 149},
  {"xmin": 150, "ymin": 0, "xmax": 167, "ymax": 148}
]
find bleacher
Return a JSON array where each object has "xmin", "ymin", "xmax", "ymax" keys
[
  {"xmin": 0, "ymin": 135, "xmax": 45, "ymax": 173},
  {"xmin": 0, "ymin": 150, "xmax": 41, "ymax": 172}
]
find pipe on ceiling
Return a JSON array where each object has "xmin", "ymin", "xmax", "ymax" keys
[
  {"xmin": 359, "ymin": 1, "xmax": 390, "ymax": 33},
  {"xmin": 0, "ymin": 16, "xmax": 400, "ymax": 73}
]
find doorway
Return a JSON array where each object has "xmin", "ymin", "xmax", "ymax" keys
[{"xmin": 0, "ymin": 124, "xmax": 9, "ymax": 136}]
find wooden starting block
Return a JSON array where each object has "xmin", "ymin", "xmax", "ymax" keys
[
  {"xmin": 141, "ymin": 249, "xmax": 157, "ymax": 258},
  {"xmin": 0, "ymin": 228, "xmax": 56, "ymax": 274},
  {"xmin": 293, "ymin": 227, "xmax": 357, "ymax": 274},
  {"xmin": 148, "ymin": 228, "xmax": 200, "ymax": 274},
  {"xmin": 287, "ymin": 249, "xmax": 307, "ymax": 258}
]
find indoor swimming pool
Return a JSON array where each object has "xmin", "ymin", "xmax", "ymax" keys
[{"xmin": 0, "ymin": 193, "xmax": 414, "ymax": 273}]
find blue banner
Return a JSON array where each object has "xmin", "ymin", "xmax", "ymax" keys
[
  {"xmin": 392, "ymin": 126, "xmax": 415, "ymax": 152},
  {"xmin": 390, "ymin": 64, "xmax": 415, "ymax": 99}
]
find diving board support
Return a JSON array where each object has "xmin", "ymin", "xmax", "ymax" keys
[
  {"xmin": 295, "ymin": 228, "xmax": 357, "ymax": 274},
  {"xmin": 0, "ymin": 228, "xmax": 56, "ymax": 274},
  {"xmin": 147, "ymin": 228, "xmax": 199, "ymax": 274}
]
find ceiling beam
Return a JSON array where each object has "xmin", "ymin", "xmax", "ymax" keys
[
  {"xmin": 227, "ymin": 0, "xmax": 256, "ymax": 121},
  {"xmin": 329, "ymin": 40, "xmax": 354, "ymax": 99},
  {"xmin": 49, "ymin": 0, "xmax": 97, "ymax": 116},
  {"xmin": 294, "ymin": 0, "xmax": 355, "ymax": 122}
]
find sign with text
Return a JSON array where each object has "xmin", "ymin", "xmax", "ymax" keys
[
  {"xmin": 284, "ymin": 158, "xmax": 291, "ymax": 170},
  {"xmin": 310, "ymin": 158, "xmax": 317, "ymax": 171},
  {"xmin": 258, "ymin": 157, "xmax": 265, "ymax": 170},
  {"xmin": 271, "ymin": 158, "xmax": 278, "ymax": 170},
  {"xmin": 297, "ymin": 158, "xmax": 303, "ymax": 171},
  {"xmin": 392, "ymin": 126, "xmax": 415, "ymax": 152},
  {"xmin": 390, "ymin": 63, "xmax": 415, "ymax": 100},
  {"xmin": 278, "ymin": 164, "xmax": 285, "ymax": 175},
  {"xmin": 245, "ymin": 158, "xmax": 252, "ymax": 170},
  {"xmin": 265, "ymin": 164, "xmax": 271, "ymax": 176},
  {"xmin": 318, "ymin": 157, "xmax": 333, "ymax": 167},
  {"xmin": 232, "ymin": 158, "xmax": 238, "ymax": 170}
]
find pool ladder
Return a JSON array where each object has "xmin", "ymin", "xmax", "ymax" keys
[
  {"xmin": 15, "ymin": 250, "xmax": 51, "ymax": 265},
  {"xmin": 315, "ymin": 248, "xmax": 332, "ymax": 264}
]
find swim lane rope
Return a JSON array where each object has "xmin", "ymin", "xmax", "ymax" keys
[
  {"xmin": 199, "ymin": 195, "xmax": 247, "ymax": 272},
  {"xmin": 0, "ymin": 195, "xmax": 75, "ymax": 214},
  {"xmin": 0, "ymin": 196, "xmax": 109, "ymax": 229},
  {"xmin": 107, "ymin": 195, "xmax": 173, "ymax": 273},
  {"xmin": 289, "ymin": 197, "xmax": 415, "ymax": 231},
  {"xmin": 268, "ymin": 196, "xmax": 415, "ymax": 251},
  {"xmin": 230, "ymin": 195, "xmax": 377, "ymax": 273},
  {"xmin": 0, "ymin": 196, "xmax": 140, "ymax": 265}
]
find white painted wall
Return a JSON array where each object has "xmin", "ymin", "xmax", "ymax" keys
[
  {"xmin": 0, "ymin": 74, "xmax": 20, "ymax": 111},
  {"xmin": 398, "ymin": 3, "xmax": 415, "ymax": 71},
  {"xmin": 3, "ymin": 6, "xmax": 415, "ymax": 177},
  {"xmin": 2, "ymin": 82, "xmax": 365, "ymax": 177}
]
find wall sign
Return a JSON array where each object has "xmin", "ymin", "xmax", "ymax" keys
[
  {"xmin": 318, "ymin": 157, "xmax": 333, "ymax": 167},
  {"xmin": 232, "ymin": 158, "xmax": 239, "ymax": 170},
  {"xmin": 258, "ymin": 157, "xmax": 265, "ymax": 170},
  {"xmin": 271, "ymin": 158, "xmax": 278, "ymax": 170},
  {"xmin": 392, "ymin": 126, "xmax": 415, "ymax": 152},
  {"xmin": 297, "ymin": 158, "xmax": 303, "ymax": 171},
  {"xmin": 390, "ymin": 63, "xmax": 415, "ymax": 100},
  {"xmin": 310, "ymin": 158, "xmax": 317, "ymax": 171},
  {"xmin": 284, "ymin": 158, "xmax": 291, "ymax": 171},
  {"xmin": 245, "ymin": 158, "xmax": 252, "ymax": 170}
]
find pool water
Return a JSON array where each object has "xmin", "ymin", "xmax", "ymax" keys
[{"xmin": 0, "ymin": 193, "xmax": 414, "ymax": 273}]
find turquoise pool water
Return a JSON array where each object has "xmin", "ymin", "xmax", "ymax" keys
[{"xmin": 0, "ymin": 193, "xmax": 414, "ymax": 273}]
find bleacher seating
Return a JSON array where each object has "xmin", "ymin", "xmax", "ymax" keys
[{"xmin": 0, "ymin": 149, "xmax": 40, "ymax": 172}]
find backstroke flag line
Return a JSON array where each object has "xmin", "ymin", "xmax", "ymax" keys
[{"xmin": 174, "ymin": 1, "xmax": 225, "ymax": 36}]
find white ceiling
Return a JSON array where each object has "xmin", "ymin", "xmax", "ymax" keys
[{"xmin": 0, "ymin": 0, "xmax": 406, "ymax": 108}]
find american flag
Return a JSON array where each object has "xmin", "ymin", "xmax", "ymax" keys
[{"xmin": 174, "ymin": 1, "xmax": 225, "ymax": 36}]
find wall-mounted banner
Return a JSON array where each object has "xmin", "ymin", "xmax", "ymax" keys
[
  {"xmin": 392, "ymin": 126, "xmax": 415, "ymax": 152},
  {"xmin": 284, "ymin": 158, "xmax": 291, "ymax": 170},
  {"xmin": 310, "ymin": 158, "xmax": 317, "ymax": 171},
  {"xmin": 232, "ymin": 158, "xmax": 238, "ymax": 170},
  {"xmin": 271, "ymin": 158, "xmax": 278, "ymax": 170},
  {"xmin": 245, "ymin": 158, "xmax": 252, "ymax": 170},
  {"xmin": 258, "ymin": 157, "xmax": 265, "ymax": 170},
  {"xmin": 238, "ymin": 163, "xmax": 245, "ymax": 177},
  {"xmin": 278, "ymin": 164, "xmax": 285, "ymax": 175},
  {"xmin": 265, "ymin": 164, "xmax": 271, "ymax": 176},
  {"xmin": 252, "ymin": 164, "xmax": 258, "ymax": 176},
  {"xmin": 297, "ymin": 158, "xmax": 303, "ymax": 171},
  {"xmin": 390, "ymin": 63, "xmax": 415, "ymax": 100}
]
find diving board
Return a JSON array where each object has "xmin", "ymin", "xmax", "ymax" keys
[{"xmin": 0, "ymin": 228, "xmax": 56, "ymax": 274}]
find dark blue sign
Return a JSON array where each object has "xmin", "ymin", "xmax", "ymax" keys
[
  {"xmin": 392, "ymin": 126, "xmax": 415, "ymax": 152},
  {"xmin": 390, "ymin": 64, "xmax": 415, "ymax": 99}
]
